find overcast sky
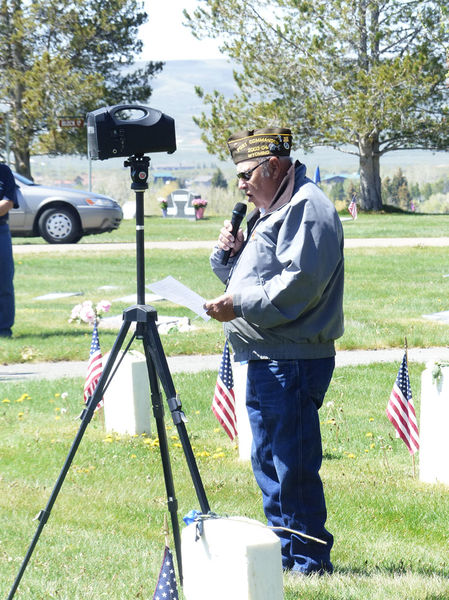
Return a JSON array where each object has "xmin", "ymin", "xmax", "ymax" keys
[{"xmin": 140, "ymin": 0, "xmax": 223, "ymax": 61}]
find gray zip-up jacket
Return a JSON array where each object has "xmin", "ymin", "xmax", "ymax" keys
[{"xmin": 210, "ymin": 161, "xmax": 344, "ymax": 361}]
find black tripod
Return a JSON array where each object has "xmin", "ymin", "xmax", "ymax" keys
[{"xmin": 7, "ymin": 154, "xmax": 210, "ymax": 599}]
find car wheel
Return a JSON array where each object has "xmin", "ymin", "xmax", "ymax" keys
[{"xmin": 38, "ymin": 207, "xmax": 82, "ymax": 244}]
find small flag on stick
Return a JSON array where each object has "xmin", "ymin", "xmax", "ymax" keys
[
  {"xmin": 212, "ymin": 341, "xmax": 238, "ymax": 440},
  {"xmin": 152, "ymin": 546, "xmax": 179, "ymax": 600},
  {"xmin": 83, "ymin": 322, "xmax": 103, "ymax": 408},
  {"xmin": 386, "ymin": 352, "xmax": 419, "ymax": 454},
  {"xmin": 348, "ymin": 194, "xmax": 358, "ymax": 220}
]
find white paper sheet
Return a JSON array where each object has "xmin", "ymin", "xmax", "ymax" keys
[{"xmin": 147, "ymin": 276, "xmax": 210, "ymax": 321}]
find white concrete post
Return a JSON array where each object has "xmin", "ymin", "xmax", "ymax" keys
[
  {"xmin": 181, "ymin": 517, "xmax": 283, "ymax": 600},
  {"xmin": 420, "ymin": 364, "xmax": 449, "ymax": 485},
  {"xmin": 233, "ymin": 361, "xmax": 253, "ymax": 461},
  {"xmin": 103, "ymin": 350, "xmax": 151, "ymax": 436}
]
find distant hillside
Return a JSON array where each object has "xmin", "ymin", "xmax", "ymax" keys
[
  {"xmin": 33, "ymin": 59, "xmax": 449, "ymax": 183},
  {"xmin": 147, "ymin": 60, "xmax": 449, "ymax": 179},
  {"xmin": 148, "ymin": 59, "xmax": 237, "ymax": 167}
]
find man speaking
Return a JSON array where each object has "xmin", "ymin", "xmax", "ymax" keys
[{"xmin": 204, "ymin": 128, "xmax": 344, "ymax": 575}]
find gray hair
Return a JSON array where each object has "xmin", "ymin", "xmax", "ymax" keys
[{"xmin": 256, "ymin": 155, "xmax": 292, "ymax": 177}]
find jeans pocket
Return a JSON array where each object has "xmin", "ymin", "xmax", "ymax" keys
[{"xmin": 302, "ymin": 357, "xmax": 335, "ymax": 409}]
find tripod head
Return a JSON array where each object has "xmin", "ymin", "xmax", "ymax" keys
[{"xmin": 124, "ymin": 154, "xmax": 150, "ymax": 191}]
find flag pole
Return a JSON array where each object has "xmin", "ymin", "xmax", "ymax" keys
[
  {"xmin": 405, "ymin": 337, "xmax": 417, "ymax": 478},
  {"xmin": 164, "ymin": 514, "xmax": 170, "ymax": 548}
]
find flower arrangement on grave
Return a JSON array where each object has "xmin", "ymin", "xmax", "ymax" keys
[
  {"xmin": 158, "ymin": 197, "xmax": 168, "ymax": 210},
  {"xmin": 69, "ymin": 300, "xmax": 111, "ymax": 326},
  {"xmin": 192, "ymin": 196, "xmax": 208, "ymax": 208},
  {"xmin": 192, "ymin": 195, "xmax": 207, "ymax": 220}
]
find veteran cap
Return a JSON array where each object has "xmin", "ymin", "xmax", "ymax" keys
[{"xmin": 227, "ymin": 127, "xmax": 292, "ymax": 164}]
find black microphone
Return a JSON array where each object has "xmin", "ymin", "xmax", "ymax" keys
[{"xmin": 220, "ymin": 202, "xmax": 247, "ymax": 265}]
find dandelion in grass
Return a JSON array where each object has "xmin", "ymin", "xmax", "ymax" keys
[
  {"xmin": 21, "ymin": 347, "xmax": 35, "ymax": 361},
  {"xmin": 196, "ymin": 451, "xmax": 210, "ymax": 458},
  {"xmin": 2, "ymin": 398, "xmax": 10, "ymax": 404},
  {"xmin": 212, "ymin": 452, "xmax": 225, "ymax": 459},
  {"xmin": 17, "ymin": 412, "xmax": 24, "ymax": 419}
]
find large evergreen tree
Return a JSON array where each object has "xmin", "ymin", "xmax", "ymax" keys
[
  {"xmin": 184, "ymin": 0, "xmax": 449, "ymax": 210},
  {"xmin": 0, "ymin": 0, "xmax": 162, "ymax": 177}
]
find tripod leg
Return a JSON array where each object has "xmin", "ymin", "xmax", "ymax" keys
[
  {"xmin": 7, "ymin": 319, "xmax": 132, "ymax": 600},
  {"xmin": 141, "ymin": 319, "xmax": 210, "ymax": 515},
  {"xmin": 142, "ymin": 342, "xmax": 183, "ymax": 585}
]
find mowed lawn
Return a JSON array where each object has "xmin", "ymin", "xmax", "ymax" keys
[{"xmin": 3, "ymin": 213, "xmax": 449, "ymax": 599}]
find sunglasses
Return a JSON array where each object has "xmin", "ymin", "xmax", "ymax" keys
[{"xmin": 236, "ymin": 158, "xmax": 270, "ymax": 181}]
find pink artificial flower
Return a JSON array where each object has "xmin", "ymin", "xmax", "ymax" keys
[
  {"xmin": 69, "ymin": 304, "xmax": 82, "ymax": 322},
  {"xmin": 97, "ymin": 300, "xmax": 111, "ymax": 314},
  {"xmin": 80, "ymin": 301, "xmax": 96, "ymax": 324}
]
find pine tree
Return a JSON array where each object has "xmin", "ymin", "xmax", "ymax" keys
[{"xmin": 0, "ymin": 0, "xmax": 163, "ymax": 177}]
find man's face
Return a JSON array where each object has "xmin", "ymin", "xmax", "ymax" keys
[{"xmin": 236, "ymin": 158, "xmax": 279, "ymax": 210}]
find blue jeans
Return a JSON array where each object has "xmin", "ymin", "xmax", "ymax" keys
[
  {"xmin": 0, "ymin": 223, "xmax": 15, "ymax": 336},
  {"xmin": 246, "ymin": 357, "xmax": 334, "ymax": 574}
]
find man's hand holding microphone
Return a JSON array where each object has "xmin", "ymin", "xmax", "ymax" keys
[{"xmin": 204, "ymin": 202, "xmax": 246, "ymax": 322}]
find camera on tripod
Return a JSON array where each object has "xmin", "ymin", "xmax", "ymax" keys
[{"xmin": 86, "ymin": 104, "xmax": 176, "ymax": 160}]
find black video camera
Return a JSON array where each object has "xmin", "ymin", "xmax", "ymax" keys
[{"xmin": 86, "ymin": 104, "xmax": 176, "ymax": 160}]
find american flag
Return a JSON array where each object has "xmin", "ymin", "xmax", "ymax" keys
[
  {"xmin": 152, "ymin": 546, "xmax": 179, "ymax": 600},
  {"xmin": 83, "ymin": 322, "xmax": 103, "ymax": 407},
  {"xmin": 386, "ymin": 352, "xmax": 419, "ymax": 455},
  {"xmin": 348, "ymin": 194, "xmax": 358, "ymax": 220},
  {"xmin": 212, "ymin": 341, "xmax": 238, "ymax": 440}
]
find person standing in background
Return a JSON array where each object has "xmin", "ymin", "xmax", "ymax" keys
[{"xmin": 0, "ymin": 162, "xmax": 19, "ymax": 338}]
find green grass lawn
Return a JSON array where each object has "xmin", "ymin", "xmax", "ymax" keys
[
  {"xmin": 2, "ymin": 244, "xmax": 449, "ymax": 364},
  {"xmin": 3, "ymin": 213, "xmax": 449, "ymax": 599},
  {"xmin": 1, "ymin": 363, "xmax": 448, "ymax": 599}
]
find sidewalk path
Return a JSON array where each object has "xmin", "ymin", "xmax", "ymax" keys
[
  {"xmin": 12, "ymin": 236, "xmax": 449, "ymax": 255},
  {"xmin": 2, "ymin": 347, "xmax": 449, "ymax": 382}
]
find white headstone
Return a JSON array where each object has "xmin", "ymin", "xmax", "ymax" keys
[
  {"xmin": 182, "ymin": 517, "xmax": 283, "ymax": 600},
  {"xmin": 103, "ymin": 350, "xmax": 151, "ymax": 436},
  {"xmin": 233, "ymin": 361, "xmax": 252, "ymax": 461},
  {"xmin": 420, "ymin": 364, "xmax": 449, "ymax": 485}
]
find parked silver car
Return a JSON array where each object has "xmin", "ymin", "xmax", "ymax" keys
[{"xmin": 10, "ymin": 172, "xmax": 123, "ymax": 244}]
